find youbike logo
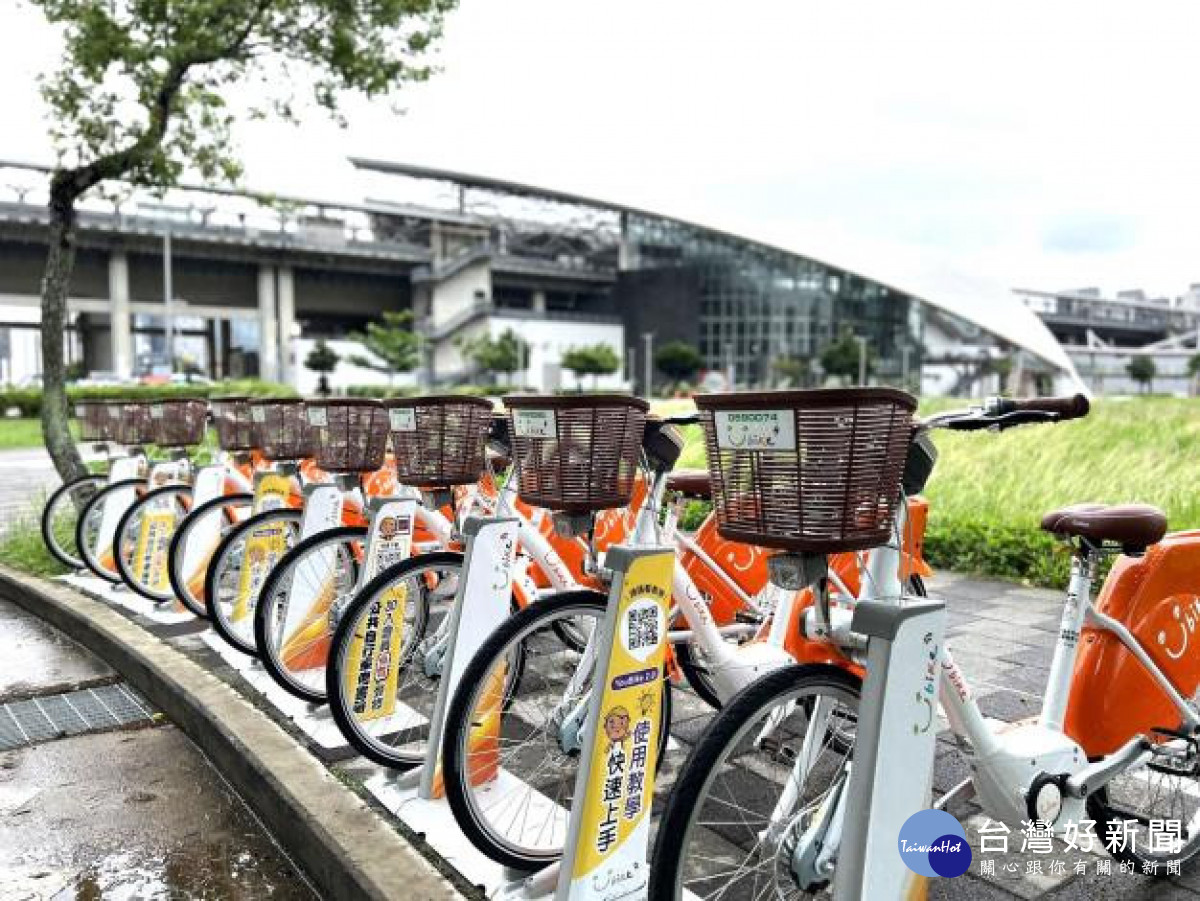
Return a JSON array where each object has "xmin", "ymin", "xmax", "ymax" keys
[{"xmin": 897, "ymin": 809, "xmax": 972, "ymax": 878}]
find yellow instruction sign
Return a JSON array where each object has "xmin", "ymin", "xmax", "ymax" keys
[
  {"xmin": 567, "ymin": 549, "xmax": 672, "ymax": 900},
  {"xmin": 344, "ymin": 583, "xmax": 408, "ymax": 722},
  {"xmin": 133, "ymin": 508, "xmax": 175, "ymax": 592}
]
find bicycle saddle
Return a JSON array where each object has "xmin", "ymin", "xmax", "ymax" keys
[
  {"xmin": 666, "ymin": 470, "xmax": 712, "ymax": 500},
  {"xmin": 1040, "ymin": 503, "xmax": 1167, "ymax": 551}
]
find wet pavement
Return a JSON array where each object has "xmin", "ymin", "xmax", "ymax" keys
[{"xmin": 0, "ymin": 598, "xmax": 317, "ymax": 900}]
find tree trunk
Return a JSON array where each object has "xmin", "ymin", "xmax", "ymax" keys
[{"xmin": 40, "ymin": 187, "xmax": 87, "ymax": 485}]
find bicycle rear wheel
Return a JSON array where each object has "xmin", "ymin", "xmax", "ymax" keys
[
  {"xmin": 205, "ymin": 509, "xmax": 302, "ymax": 655},
  {"xmin": 113, "ymin": 484, "xmax": 193, "ymax": 602},
  {"xmin": 649, "ymin": 664, "xmax": 861, "ymax": 901},
  {"xmin": 41, "ymin": 474, "xmax": 106, "ymax": 569},
  {"xmin": 442, "ymin": 591, "xmax": 671, "ymax": 869},
  {"xmin": 252, "ymin": 526, "xmax": 366, "ymax": 702}
]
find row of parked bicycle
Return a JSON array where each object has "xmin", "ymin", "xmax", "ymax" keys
[{"xmin": 40, "ymin": 389, "xmax": 1200, "ymax": 898}]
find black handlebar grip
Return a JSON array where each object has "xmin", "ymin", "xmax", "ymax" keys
[{"xmin": 1007, "ymin": 394, "xmax": 1090, "ymax": 420}]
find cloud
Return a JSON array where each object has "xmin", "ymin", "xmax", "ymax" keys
[{"xmin": 1043, "ymin": 215, "xmax": 1139, "ymax": 255}]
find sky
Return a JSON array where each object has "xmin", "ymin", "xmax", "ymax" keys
[{"xmin": 2, "ymin": 0, "xmax": 1198, "ymax": 299}]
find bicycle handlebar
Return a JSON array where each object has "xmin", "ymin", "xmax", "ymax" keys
[{"xmin": 990, "ymin": 394, "xmax": 1090, "ymax": 420}]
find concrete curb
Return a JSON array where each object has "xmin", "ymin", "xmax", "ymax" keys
[{"xmin": 0, "ymin": 565, "xmax": 463, "ymax": 901}]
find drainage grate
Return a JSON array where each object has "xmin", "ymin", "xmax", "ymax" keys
[{"xmin": 0, "ymin": 683, "xmax": 158, "ymax": 751}]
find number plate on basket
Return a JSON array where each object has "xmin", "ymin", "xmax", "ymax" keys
[
  {"xmin": 307, "ymin": 407, "xmax": 327, "ymax": 428},
  {"xmin": 150, "ymin": 406, "xmax": 164, "ymax": 419},
  {"xmin": 108, "ymin": 406, "xmax": 121, "ymax": 418},
  {"xmin": 513, "ymin": 409, "xmax": 556, "ymax": 438},
  {"xmin": 713, "ymin": 410, "xmax": 796, "ymax": 451},
  {"xmin": 251, "ymin": 406, "xmax": 266, "ymax": 422},
  {"xmin": 388, "ymin": 408, "xmax": 416, "ymax": 432}
]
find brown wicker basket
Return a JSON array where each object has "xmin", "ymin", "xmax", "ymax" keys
[
  {"xmin": 117, "ymin": 401, "xmax": 159, "ymax": 446},
  {"xmin": 696, "ymin": 388, "xmax": 917, "ymax": 553},
  {"xmin": 152, "ymin": 399, "xmax": 209, "ymax": 447},
  {"xmin": 306, "ymin": 399, "xmax": 388, "ymax": 473},
  {"xmin": 75, "ymin": 400, "xmax": 115, "ymax": 442},
  {"xmin": 251, "ymin": 399, "xmax": 312, "ymax": 461},
  {"xmin": 210, "ymin": 396, "xmax": 257, "ymax": 452},
  {"xmin": 385, "ymin": 396, "xmax": 494, "ymax": 487},
  {"xmin": 504, "ymin": 394, "xmax": 649, "ymax": 513}
]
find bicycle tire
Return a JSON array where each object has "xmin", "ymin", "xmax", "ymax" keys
[
  {"xmin": 205, "ymin": 508, "xmax": 303, "ymax": 655},
  {"xmin": 41, "ymin": 474, "xmax": 106, "ymax": 569},
  {"xmin": 650, "ymin": 664, "xmax": 862, "ymax": 901},
  {"xmin": 74, "ymin": 477, "xmax": 147, "ymax": 582},
  {"xmin": 325, "ymin": 551, "xmax": 476, "ymax": 767},
  {"xmin": 113, "ymin": 484, "xmax": 193, "ymax": 602},
  {"xmin": 442, "ymin": 590, "xmax": 672, "ymax": 869},
  {"xmin": 251, "ymin": 525, "xmax": 367, "ymax": 702},
  {"xmin": 167, "ymin": 492, "xmax": 254, "ymax": 618}
]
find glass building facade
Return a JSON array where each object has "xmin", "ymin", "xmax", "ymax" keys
[{"xmin": 622, "ymin": 213, "xmax": 924, "ymax": 388}]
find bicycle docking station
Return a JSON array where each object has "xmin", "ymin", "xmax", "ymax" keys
[
  {"xmin": 832, "ymin": 598, "xmax": 946, "ymax": 901},
  {"xmin": 365, "ymin": 513, "xmax": 522, "ymax": 893},
  {"xmin": 497, "ymin": 544, "xmax": 674, "ymax": 901}
]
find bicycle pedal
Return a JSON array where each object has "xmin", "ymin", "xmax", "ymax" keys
[{"xmin": 1148, "ymin": 726, "xmax": 1200, "ymax": 775}]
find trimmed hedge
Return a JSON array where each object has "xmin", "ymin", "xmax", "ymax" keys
[
  {"xmin": 344, "ymin": 384, "xmax": 531, "ymax": 399},
  {"xmin": 0, "ymin": 379, "xmax": 296, "ymax": 417}
]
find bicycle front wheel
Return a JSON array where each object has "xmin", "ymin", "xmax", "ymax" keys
[
  {"xmin": 41, "ymin": 474, "xmax": 106, "ymax": 569},
  {"xmin": 649, "ymin": 664, "xmax": 861, "ymax": 901},
  {"xmin": 205, "ymin": 509, "xmax": 303, "ymax": 655},
  {"xmin": 442, "ymin": 591, "xmax": 671, "ymax": 869},
  {"xmin": 252, "ymin": 526, "xmax": 366, "ymax": 702},
  {"xmin": 325, "ymin": 552, "xmax": 467, "ymax": 767},
  {"xmin": 75, "ymin": 478, "xmax": 147, "ymax": 582},
  {"xmin": 113, "ymin": 484, "xmax": 193, "ymax": 602},
  {"xmin": 167, "ymin": 492, "xmax": 254, "ymax": 618}
]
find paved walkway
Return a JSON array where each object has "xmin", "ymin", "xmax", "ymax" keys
[
  {"xmin": 0, "ymin": 598, "xmax": 316, "ymax": 900},
  {"xmin": 0, "ymin": 448, "xmax": 59, "ymax": 529}
]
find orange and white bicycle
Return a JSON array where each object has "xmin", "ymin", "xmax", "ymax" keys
[{"xmin": 650, "ymin": 390, "xmax": 1200, "ymax": 900}]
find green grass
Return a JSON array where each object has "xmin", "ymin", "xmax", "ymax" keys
[
  {"xmin": 0, "ymin": 418, "xmax": 48, "ymax": 449},
  {"xmin": 0, "ymin": 498, "xmax": 69, "ymax": 579},
  {"xmin": 652, "ymin": 396, "xmax": 1200, "ymax": 587}
]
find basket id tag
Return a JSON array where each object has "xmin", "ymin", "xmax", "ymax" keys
[
  {"xmin": 251, "ymin": 406, "xmax": 266, "ymax": 423},
  {"xmin": 513, "ymin": 409, "xmax": 556, "ymax": 438},
  {"xmin": 389, "ymin": 408, "xmax": 416, "ymax": 432},
  {"xmin": 713, "ymin": 409, "xmax": 796, "ymax": 451},
  {"xmin": 307, "ymin": 406, "xmax": 328, "ymax": 428},
  {"xmin": 150, "ymin": 405, "xmax": 164, "ymax": 419}
]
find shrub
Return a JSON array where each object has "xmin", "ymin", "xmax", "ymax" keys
[{"xmin": 0, "ymin": 380, "xmax": 295, "ymax": 418}]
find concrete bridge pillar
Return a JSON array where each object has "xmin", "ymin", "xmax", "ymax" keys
[
  {"xmin": 108, "ymin": 252, "xmax": 133, "ymax": 379},
  {"xmin": 277, "ymin": 266, "xmax": 296, "ymax": 387},
  {"xmin": 257, "ymin": 265, "xmax": 279, "ymax": 382}
]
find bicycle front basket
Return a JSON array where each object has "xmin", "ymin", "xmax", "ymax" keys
[
  {"xmin": 251, "ymin": 398, "xmax": 311, "ymax": 461},
  {"xmin": 504, "ymin": 394, "xmax": 649, "ymax": 513},
  {"xmin": 385, "ymin": 395, "xmax": 495, "ymax": 487},
  {"xmin": 696, "ymin": 388, "xmax": 917, "ymax": 553},
  {"xmin": 117, "ymin": 401, "xmax": 159, "ymax": 446},
  {"xmin": 306, "ymin": 399, "xmax": 388, "ymax": 473},
  {"xmin": 210, "ymin": 396, "xmax": 256, "ymax": 452},
  {"xmin": 75, "ymin": 400, "xmax": 115, "ymax": 442},
  {"xmin": 153, "ymin": 398, "xmax": 209, "ymax": 447}
]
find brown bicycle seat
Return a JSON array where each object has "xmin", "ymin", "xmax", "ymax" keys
[
  {"xmin": 1040, "ymin": 503, "xmax": 1167, "ymax": 550},
  {"xmin": 666, "ymin": 470, "xmax": 712, "ymax": 500}
]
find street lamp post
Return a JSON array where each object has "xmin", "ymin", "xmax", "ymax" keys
[{"xmin": 163, "ymin": 227, "xmax": 174, "ymax": 371}]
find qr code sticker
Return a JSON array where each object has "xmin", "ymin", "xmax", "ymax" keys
[{"xmin": 627, "ymin": 606, "xmax": 659, "ymax": 651}]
